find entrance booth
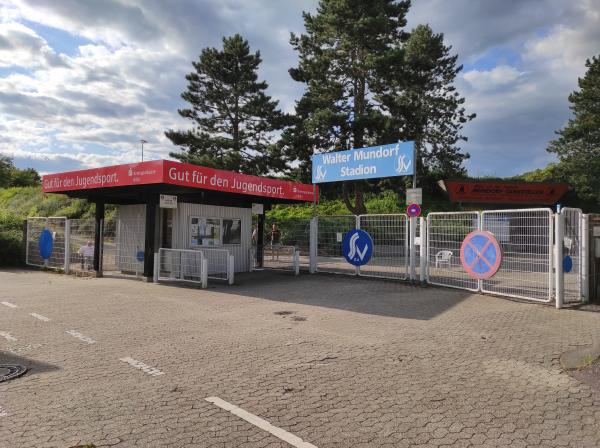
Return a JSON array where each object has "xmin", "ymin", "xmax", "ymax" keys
[{"xmin": 41, "ymin": 160, "xmax": 316, "ymax": 281}]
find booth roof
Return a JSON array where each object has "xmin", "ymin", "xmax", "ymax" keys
[{"xmin": 41, "ymin": 159, "xmax": 317, "ymax": 206}]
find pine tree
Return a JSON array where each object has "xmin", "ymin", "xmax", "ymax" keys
[
  {"xmin": 548, "ymin": 56, "xmax": 600, "ymax": 202},
  {"xmin": 380, "ymin": 24, "xmax": 475, "ymax": 178},
  {"xmin": 284, "ymin": 0, "xmax": 473, "ymax": 213},
  {"xmin": 166, "ymin": 34, "xmax": 284, "ymax": 175}
]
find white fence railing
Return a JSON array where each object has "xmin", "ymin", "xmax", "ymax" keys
[
  {"xmin": 25, "ymin": 207, "xmax": 591, "ymax": 307},
  {"xmin": 157, "ymin": 248, "xmax": 207, "ymax": 287}
]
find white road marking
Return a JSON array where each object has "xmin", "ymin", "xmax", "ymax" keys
[
  {"xmin": 0, "ymin": 301, "xmax": 18, "ymax": 309},
  {"xmin": 29, "ymin": 313, "xmax": 50, "ymax": 322},
  {"xmin": 119, "ymin": 357, "xmax": 164, "ymax": 377},
  {"xmin": 65, "ymin": 330, "xmax": 96, "ymax": 344},
  {"xmin": 205, "ymin": 396, "xmax": 318, "ymax": 448},
  {"xmin": 0, "ymin": 331, "xmax": 17, "ymax": 342}
]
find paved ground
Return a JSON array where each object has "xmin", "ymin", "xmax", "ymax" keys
[{"xmin": 1, "ymin": 269, "xmax": 600, "ymax": 448}]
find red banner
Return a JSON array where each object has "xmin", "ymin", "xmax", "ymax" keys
[
  {"xmin": 42, "ymin": 160, "xmax": 316, "ymax": 202},
  {"xmin": 445, "ymin": 180, "xmax": 569, "ymax": 204}
]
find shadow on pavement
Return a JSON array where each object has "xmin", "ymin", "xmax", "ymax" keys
[
  {"xmin": 210, "ymin": 270, "xmax": 472, "ymax": 320},
  {"xmin": 0, "ymin": 351, "xmax": 60, "ymax": 378}
]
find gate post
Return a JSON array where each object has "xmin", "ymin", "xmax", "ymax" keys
[
  {"xmin": 582, "ymin": 214, "xmax": 589, "ymax": 304},
  {"xmin": 64, "ymin": 219, "xmax": 71, "ymax": 274},
  {"xmin": 555, "ymin": 212, "xmax": 564, "ymax": 309},
  {"xmin": 409, "ymin": 216, "xmax": 417, "ymax": 281},
  {"xmin": 419, "ymin": 217, "xmax": 426, "ymax": 283},
  {"xmin": 228, "ymin": 254, "xmax": 235, "ymax": 285},
  {"xmin": 93, "ymin": 201, "xmax": 105, "ymax": 276},
  {"xmin": 309, "ymin": 217, "xmax": 318, "ymax": 274}
]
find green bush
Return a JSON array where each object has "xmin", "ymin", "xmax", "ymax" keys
[{"xmin": 0, "ymin": 212, "xmax": 24, "ymax": 267}]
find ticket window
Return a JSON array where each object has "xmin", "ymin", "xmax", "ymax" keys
[{"xmin": 160, "ymin": 208, "xmax": 173, "ymax": 249}]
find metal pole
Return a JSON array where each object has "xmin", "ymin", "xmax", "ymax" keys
[
  {"xmin": 409, "ymin": 216, "xmax": 416, "ymax": 282},
  {"xmin": 582, "ymin": 214, "xmax": 589, "ymax": 304},
  {"xmin": 140, "ymin": 139, "xmax": 148, "ymax": 162},
  {"xmin": 419, "ymin": 217, "xmax": 426, "ymax": 283},
  {"xmin": 555, "ymin": 212, "xmax": 564, "ymax": 309},
  {"xmin": 412, "ymin": 141, "xmax": 417, "ymax": 189}
]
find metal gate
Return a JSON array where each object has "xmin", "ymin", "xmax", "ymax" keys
[
  {"xmin": 426, "ymin": 212, "xmax": 480, "ymax": 291},
  {"xmin": 562, "ymin": 208, "xmax": 583, "ymax": 304},
  {"xmin": 67, "ymin": 218, "xmax": 95, "ymax": 274},
  {"xmin": 481, "ymin": 209, "xmax": 553, "ymax": 303},
  {"xmin": 316, "ymin": 215, "xmax": 357, "ymax": 275},
  {"xmin": 26, "ymin": 217, "xmax": 67, "ymax": 270},
  {"xmin": 358, "ymin": 214, "xmax": 408, "ymax": 279}
]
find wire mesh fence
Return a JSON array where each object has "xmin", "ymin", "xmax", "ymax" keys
[
  {"xmin": 358, "ymin": 214, "xmax": 408, "ymax": 279},
  {"xmin": 200, "ymin": 248, "xmax": 230, "ymax": 281},
  {"xmin": 316, "ymin": 215, "xmax": 357, "ymax": 275},
  {"xmin": 261, "ymin": 245, "xmax": 298, "ymax": 271},
  {"xmin": 481, "ymin": 209, "xmax": 553, "ymax": 302},
  {"xmin": 68, "ymin": 219, "xmax": 95, "ymax": 274},
  {"xmin": 26, "ymin": 217, "xmax": 67, "ymax": 270},
  {"xmin": 426, "ymin": 212, "xmax": 480, "ymax": 291},
  {"xmin": 113, "ymin": 217, "xmax": 145, "ymax": 277},
  {"xmin": 260, "ymin": 218, "xmax": 311, "ymax": 271},
  {"xmin": 562, "ymin": 208, "xmax": 582, "ymax": 304},
  {"xmin": 158, "ymin": 248, "xmax": 205, "ymax": 285}
]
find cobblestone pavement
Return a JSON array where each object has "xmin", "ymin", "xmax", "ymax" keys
[{"xmin": 1, "ymin": 269, "xmax": 600, "ymax": 448}]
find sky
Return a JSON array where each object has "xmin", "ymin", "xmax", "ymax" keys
[{"xmin": 0, "ymin": 0, "xmax": 599, "ymax": 177}]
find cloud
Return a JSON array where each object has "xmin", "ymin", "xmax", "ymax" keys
[
  {"xmin": 463, "ymin": 65, "xmax": 524, "ymax": 91},
  {"xmin": 0, "ymin": 0, "xmax": 598, "ymax": 178},
  {"xmin": 0, "ymin": 22, "xmax": 68, "ymax": 68}
]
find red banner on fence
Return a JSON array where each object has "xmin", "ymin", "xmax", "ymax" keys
[
  {"xmin": 444, "ymin": 180, "xmax": 569, "ymax": 204},
  {"xmin": 42, "ymin": 160, "xmax": 316, "ymax": 202}
]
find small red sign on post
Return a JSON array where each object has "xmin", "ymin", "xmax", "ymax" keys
[{"xmin": 406, "ymin": 203, "xmax": 421, "ymax": 218}]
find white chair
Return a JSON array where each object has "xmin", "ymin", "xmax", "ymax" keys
[{"xmin": 435, "ymin": 250, "xmax": 453, "ymax": 268}]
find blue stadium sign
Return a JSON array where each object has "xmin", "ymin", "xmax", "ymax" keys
[{"xmin": 312, "ymin": 141, "xmax": 415, "ymax": 184}]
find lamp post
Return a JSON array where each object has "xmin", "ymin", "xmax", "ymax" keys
[{"xmin": 140, "ymin": 139, "xmax": 148, "ymax": 162}]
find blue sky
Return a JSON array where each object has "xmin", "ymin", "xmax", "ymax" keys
[{"xmin": 0, "ymin": 0, "xmax": 598, "ymax": 176}]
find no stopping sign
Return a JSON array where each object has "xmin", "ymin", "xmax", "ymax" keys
[{"xmin": 460, "ymin": 230, "xmax": 502, "ymax": 279}]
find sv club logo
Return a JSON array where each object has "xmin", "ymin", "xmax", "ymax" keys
[
  {"xmin": 395, "ymin": 155, "xmax": 412, "ymax": 174},
  {"xmin": 315, "ymin": 165, "xmax": 327, "ymax": 182},
  {"xmin": 347, "ymin": 232, "xmax": 368, "ymax": 261},
  {"xmin": 342, "ymin": 229, "xmax": 373, "ymax": 266}
]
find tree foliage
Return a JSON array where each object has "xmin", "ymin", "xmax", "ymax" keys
[
  {"xmin": 548, "ymin": 56, "xmax": 600, "ymax": 203},
  {"xmin": 166, "ymin": 34, "xmax": 285, "ymax": 175},
  {"xmin": 0, "ymin": 155, "xmax": 40, "ymax": 188},
  {"xmin": 282, "ymin": 0, "xmax": 474, "ymax": 213}
]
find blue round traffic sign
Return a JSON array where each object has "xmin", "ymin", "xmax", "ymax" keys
[
  {"xmin": 460, "ymin": 230, "xmax": 502, "ymax": 279},
  {"xmin": 38, "ymin": 228, "xmax": 54, "ymax": 260},
  {"xmin": 342, "ymin": 229, "xmax": 373, "ymax": 266},
  {"xmin": 136, "ymin": 250, "xmax": 145, "ymax": 262},
  {"xmin": 407, "ymin": 203, "xmax": 421, "ymax": 218},
  {"xmin": 563, "ymin": 255, "xmax": 573, "ymax": 273}
]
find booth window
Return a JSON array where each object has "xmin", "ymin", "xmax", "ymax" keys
[
  {"xmin": 222, "ymin": 219, "xmax": 241, "ymax": 244},
  {"xmin": 189, "ymin": 217, "xmax": 241, "ymax": 246}
]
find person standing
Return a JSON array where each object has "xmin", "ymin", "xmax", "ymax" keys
[{"xmin": 270, "ymin": 223, "xmax": 281, "ymax": 261}]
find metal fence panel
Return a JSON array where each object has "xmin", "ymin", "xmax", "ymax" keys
[
  {"xmin": 562, "ymin": 208, "xmax": 582, "ymax": 304},
  {"xmin": 264, "ymin": 218, "xmax": 311, "ymax": 270},
  {"xmin": 316, "ymin": 215, "xmax": 357, "ymax": 275},
  {"xmin": 201, "ymin": 248, "xmax": 230, "ymax": 281},
  {"xmin": 67, "ymin": 219, "xmax": 95, "ymax": 274},
  {"xmin": 158, "ymin": 248, "xmax": 205, "ymax": 285},
  {"xmin": 426, "ymin": 212, "xmax": 480, "ymax": 291},
  {"xmin": 26, "ymin": 217, "xmax": 67, "ymax": 270},
  {"xmin": 481, "ymin": 208, "xmax": 553, "ymax": 303},
  {"xmin": 262, "ymin": 245, "xmax": 298, "ymax": 271},
  {"xmin": 358, "ymin": 214, "xmax": 408, "ymax": 279},
  {"xmin": 115, "ymin": 217, "xmax": 145, "ymax": 276}
]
